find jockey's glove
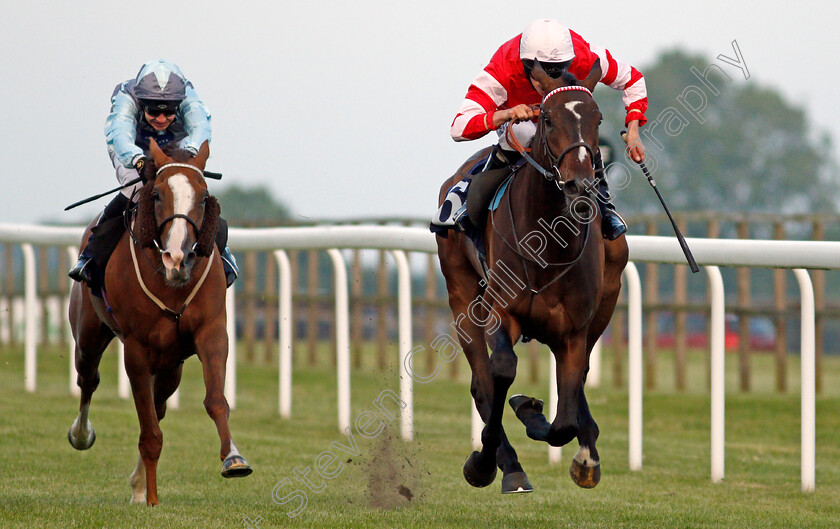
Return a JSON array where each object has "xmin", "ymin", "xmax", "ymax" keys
[{"xmin": 134, "ymin": 157, "xmax": 149, "ymax": 182}]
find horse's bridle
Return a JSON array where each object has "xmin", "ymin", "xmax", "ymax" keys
[
  {"xmin": 494, "ymin": 85, "xmax": 600, "ymax": 293},
  {"xmin": 150, "ymin": 162, "xmax": 207, "ymax": 254},
  {"xmin": 505, "ymin": 85, "xmax": 597, "ymax": 187}
]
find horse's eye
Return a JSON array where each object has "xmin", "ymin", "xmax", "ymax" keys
[
  {"xmin": 543, "ymin": 113, "xmax": 553, "ymax": 128},
  {"xmin": 151, "ymin": 191, "xmax": 160, "ymax": 202}
]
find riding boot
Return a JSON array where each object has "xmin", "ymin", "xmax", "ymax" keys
[
  {"xmin": 68, "ymin": 194, "xmax": 131, "ymax": 284},
  {"xmin": 457, "ymin": 145, "xmax": 521, "ymax": 230},
  {"xmin": 455, "ymin": 145, "xmax": 520, "ymax": 229},
  {"xmin": 213, "ymin": 217, "xmax": 238, "ymax": 288},
  {"xmin": 593, "ymin": 154, "xmax": 627, "ymax": 240},
  {"xmin": 220, "ymin": 246, "xmax": 239, "ymax": 288},
  {"xmin": 483, "ymin": 144, "xmax": 515, "ymax": 172}
]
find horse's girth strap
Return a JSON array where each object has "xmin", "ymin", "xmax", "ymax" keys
[{"xmin": 129, "ymin": 232, "xmax": 215, "ymax": 319}]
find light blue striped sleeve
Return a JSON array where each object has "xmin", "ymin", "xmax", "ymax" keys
[
  {"xmin": 179, "ymin": 85, "xmax": 212, "ymax": 154},
  {"xmin": 104, "ymin": 85, "xmax": 144, "ymax": 168}
]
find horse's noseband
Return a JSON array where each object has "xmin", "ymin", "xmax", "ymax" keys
[
  {"xmin": 543, "ymin": 141, "xmax": 594, "ymax": 182},
  {"xmin": 154, "ymin": 214, "xmax": 202, "ymax": 252}
]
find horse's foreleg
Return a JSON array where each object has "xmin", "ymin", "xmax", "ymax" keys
[
  {"xmin": 509, "ymin": 333, "xmax": 588, "ymax": 449},
  {"xmin": 129, "ymin": 455, "xmax": 146, "ymax": 504},
  {"xmin": 462, "ymin": 321, "xmax": 531, "ymax": 493},
  {"xmin": 67, "ymin": 286, "xmax": 114, "ymax": 451},
  {"xmin": 439, "ymin": 251, "xmax": 530, "ymax": 494},
  {"xmin": 125, "ymin": 365, "xmax": 183, "ymax": 504},
  {"xmin": 560, "ymin": 237, "xmax": 627, "ymax": 490},
  {"xmin": 548, "ymin": 333, "xmax": 588, "ymax": 446},
  {"xmin": 465, "ymin": 314, "xmax": 528, "ymax": 492},
  {"xmin": 153, "ymin": 364, "xmax": 184, "ymax": 421},
  {"xmin": 195, "ymin": 326, "xmax": 252, "ymax": 479},
  {"xmin": 124, "ymin": 342, "xmax": 162, "ymax": 506},
  {"xmin": 545, "ymin": 333, "xmax": 602, "ymax": 488},
  {"xmin": 569, "ymin": 385, "xmax": 601, "ymax": 488}
]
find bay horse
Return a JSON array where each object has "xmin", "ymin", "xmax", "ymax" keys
[
  {"xmin": 67, "ymin": 138, "xmax": 252, "ymax": 505},
  {"xmin": 436, "ymin": 60, "xmax": 628, "ymax": 493}
]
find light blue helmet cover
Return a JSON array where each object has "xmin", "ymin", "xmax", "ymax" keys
[{"xmin": 134, "ymin": 60, "xmax": 188, "ymax": 102}]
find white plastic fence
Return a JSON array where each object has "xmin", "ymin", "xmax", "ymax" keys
[{"xmin": 1, "ymin": 222, "xmax": 838, "ymax": 492}]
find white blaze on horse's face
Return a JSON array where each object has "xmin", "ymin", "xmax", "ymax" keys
[
  {"xmin": 161, "ymin": 173, "xmax": 196, "ymax": 281},
  {"xmin": 564, "ymin": 101, "xmax": 587, "ymax": 162}
]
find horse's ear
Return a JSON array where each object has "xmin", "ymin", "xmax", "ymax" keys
[
  {"xmin": 193, "ymin": 140, "xmax": 210, "ymax": 170},
  {"xmin": 148, "ymin": 138, "xmax": 167, "ymax": 167},
  {"xmin": 580, "ymin": 58, "xmax": 601, "ymax": 92},
  {"xmin": 530, "ymin": 60, "xmax": 552, "ymax": 89}
]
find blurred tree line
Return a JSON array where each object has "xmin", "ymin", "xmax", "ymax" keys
[
  {"xmin": 597, "ymin": 49, "xmax": 840, "ymax": 216},
  {"xmin": 214, "ymin": 184, "xmax": 293, "ymax": 226},
  {"xmin": 214, "ymin": 49, "xmax": 840, "ymax": 227}
]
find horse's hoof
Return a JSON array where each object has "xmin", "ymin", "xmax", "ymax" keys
[
  {"xmin": 509, "ymin": 394, "xmax": 543, "ymax": 415},
  {"xmin": 462, "ymin": 451, "xmax": 497, "ymax": 488},
  {"xmin": 501, "ymin": 471, "xmax": 533, "ymax": 494},
  {"xmin": 67, "ymin": 426, "xmax": 96, "ymax": 450},
  {"xmin": 221, "ymin": 454, "xmax": 253, "ymax": 478},
  {"xmin": 569, "ymin": 458, "xmax": 601, "ymax": 489},
  {"xmin": 129, "ymin": 494, "xmax": 146, "ymax": 505}
]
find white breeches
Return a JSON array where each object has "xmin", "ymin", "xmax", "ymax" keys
[
  {"xmin": 497, "ymin": 120, "xmax": 537, "ymax": 152},
  {"xmin": 110, "ymin": 151, "xmax": 143, "ymax": 199}
]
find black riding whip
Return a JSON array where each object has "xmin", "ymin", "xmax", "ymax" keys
[
  {"xmin": 64, "ymin": 171, "xmax": 223, "ymax": 211},
  {"xmin": 620, "ymin": 131, "xmax": 699, "ymax": 273}
]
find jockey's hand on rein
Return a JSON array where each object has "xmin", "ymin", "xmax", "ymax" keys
[
  {"xmin": 134, "ymin": 157, "xmax": 149, "ymax": 183},
  {"xmin": 507, "ymin": 103, "xmax": 538, "ymax": 124}
]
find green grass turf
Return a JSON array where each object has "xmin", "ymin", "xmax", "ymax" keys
[{"xmin": 1, "ymin": 341, "xmax": 839, "ymax": 528}]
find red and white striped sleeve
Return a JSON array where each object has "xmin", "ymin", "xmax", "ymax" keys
[
  {"xmin": 582, "ymin": 37, "xmax": 648, "ymax": 127},
  {"xmin": 450, "ymin": 47, "xmax": 510, "ymax": 141}
]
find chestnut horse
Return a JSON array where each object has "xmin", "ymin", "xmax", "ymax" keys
[
  {"xmin": 67, "ymin": 139, "xmax": 252, "ymax": 505},
  {"xmin": 436, "ymin": 61, "xmax": 628, "ymax": 493}
]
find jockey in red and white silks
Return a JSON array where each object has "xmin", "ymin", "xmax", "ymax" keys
[
  {"xmin": 435, "ymin": 19, "xmax": 646, "ymax": 240},
  {"xmin": 450, "ymin": 19, "xmax": 647, "ymax": 159}
]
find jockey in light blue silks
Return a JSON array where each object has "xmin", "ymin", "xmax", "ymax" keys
[{"xmin": 69, "ymin": 60, "xmax": 238, "ymax": 288}]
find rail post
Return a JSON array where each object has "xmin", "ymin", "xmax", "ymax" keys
[
  {"xmin": 327, "ymin": 249, "xmax": 351, "ymax": 432},
  {"xmin": 625, "ymin": 262, "xmax": 643, "ymax": 471},
  {"xmin": 275, "ymin": 250, "xmax": 293, "ymax": 418},
  {"xmin": 706, "ymin": 266, "xmax": 725, "ymax": 483}
]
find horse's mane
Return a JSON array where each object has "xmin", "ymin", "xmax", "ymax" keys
[
  {"xmin": 558, "ymin": 70, "xmax": 580, "ymax": 87},
  {"xmin": 159, "ymin": 143, "xmax": 193, "ymax": 163},
  {"xmin": 134, "ymin": 182, "xmax": 158, "ymax": 249}
]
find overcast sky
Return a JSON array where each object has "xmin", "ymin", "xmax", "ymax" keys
[{"xmin": 2, "ymin": 0, "xmax": 838, "ymax": 225}]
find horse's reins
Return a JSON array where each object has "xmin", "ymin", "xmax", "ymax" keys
[
  {"xmin": 127, "ymin": 161, "xmax": 216, "ymax": 321},
  {"xmin": 493, "ymin": 171, "xmax": 593, "ymax": 294},
  {"xmin": 129, "ymin": 230, "xmax": 215, "ymax": 320}
]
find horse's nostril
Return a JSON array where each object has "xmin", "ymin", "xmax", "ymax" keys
[
  {"xmin": 574, "ymin": 199, "xmax": 595, "ymax": 220},
  {"xmin": 563, "ymin": 181, "xmax": 580, "ymax": 196},
  {"xmin": 184, "ymin": 252, "xmax": 197, "ymax": 267}
]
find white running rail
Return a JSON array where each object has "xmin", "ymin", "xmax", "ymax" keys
[{"xmin": 1, "ymin": 222, "xmax": 837, "ymax": 492}]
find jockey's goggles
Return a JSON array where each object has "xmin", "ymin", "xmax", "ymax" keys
[
  {"xmin": 522, "ymin": 59, "xmax": 571, "ymax": 79},
  {"xmin": 142, "ymin": 100, "xmax": 180, "ymax": 117}
]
